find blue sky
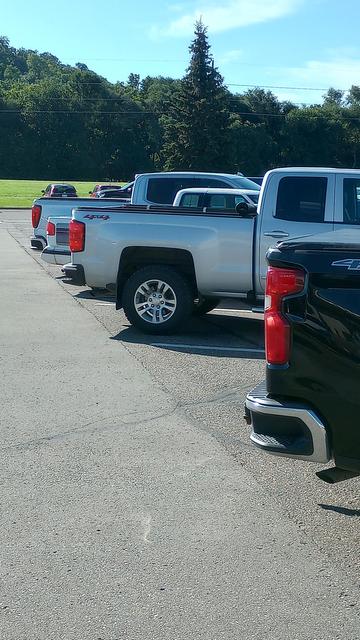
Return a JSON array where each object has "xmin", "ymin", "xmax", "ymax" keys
[{"xmin": 3, "ymin": 0, "xmax": 360, "ymax": 104}]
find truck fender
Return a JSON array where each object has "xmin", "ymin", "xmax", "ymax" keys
[{"xmin": 116, "ymin": 246, "xmax": 198, "ymax": 309}]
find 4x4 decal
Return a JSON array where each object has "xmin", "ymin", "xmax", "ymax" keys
[
  {"xmin": 331, "ymin": 258, "xmax": 360, "ymax": 271},
  {"xmin": 83, "ymin": 214, "xmax": 110, "ymax": 220}
]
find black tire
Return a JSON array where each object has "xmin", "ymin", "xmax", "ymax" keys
[
  {"xmin": 122, "ymin": 265, "xmax": 194, "ymax": 334},
  {"xmin": 192, "ymin": 297, "xmax": 220, "ymax": 316}
]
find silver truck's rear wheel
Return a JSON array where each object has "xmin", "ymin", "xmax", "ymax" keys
[{"xmin": 122, "ymin": 265, "xmax": 193, "ymax": 334}]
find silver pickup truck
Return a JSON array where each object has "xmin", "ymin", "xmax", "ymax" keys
[
  {"xmin": 31, "ymin": 171, "xmax": 258, "ymax": 254},
  {"xmin": 63, "ymin": 167, "xmax": 360, "ymax": 333}
]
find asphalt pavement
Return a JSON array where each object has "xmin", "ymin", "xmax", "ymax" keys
[{"xmin": 1, "ymin": 210, "xmax": 359, "ymax": 640}]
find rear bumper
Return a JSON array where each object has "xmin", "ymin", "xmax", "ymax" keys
[
  {"xmin": 245, "ymin": 380, "xmax": 331, "ymax": 464},
  {"xmin": 31, "ymin": 236, "xmax": 45, "ymax": 250},
  {"xmin": 61, "ymin": 263, "xmax": 86, "ymax": 286},
  {"xmin": 41, "ymin": 247, "xmax": 71, "ymax": 266}
]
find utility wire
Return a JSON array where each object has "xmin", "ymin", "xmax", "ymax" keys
[{"xmin": 0, "ymin": 109, "xmax": 359, "ymax": 120}]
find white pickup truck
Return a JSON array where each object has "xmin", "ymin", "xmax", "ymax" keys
[
  {"xmin": 31, "ymin": 171, "xmax": 259, "ymax": 255},
  {"xmin": 62, "ymin": 167, "xmax": 360, "ymax": 333}
]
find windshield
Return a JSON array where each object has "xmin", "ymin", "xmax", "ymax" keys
[{"xmin": 231, "ymin": 177, "xmax": 261, "ymax": 190}]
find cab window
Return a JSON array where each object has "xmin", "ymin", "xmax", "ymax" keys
[
  {"xmin": 275, "ymin": 177, "xmax": 327, "ymax": 222},
  {"xmin": 180, "ymin": 193, "xmax": 201, "ymax": 207},
  {"xmin": 343, "ymin": 179, "xmax": 360, "ymax": 224},
  {"xmin": 208, "ymin": 194, "xmax": 227, "ymax": 208},
  {"xmin": 206, "ymin": 193, "xmax": 244, "ymax": 211},
  {"xmin": 147, "ymin": 178, "xmax": 196, "ymax": 204},
  {"xmin": 234, "ymin": 195, "xmax": 247, "ymax": 205}
]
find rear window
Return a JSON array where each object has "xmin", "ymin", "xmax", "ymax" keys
[
  {"xmin": 343, "ymin": 179, "xmax": 360, "ymax": 224},
  {"xmin": 53, "ymin": 185, "xmax": 76, "ymax": 194},
  {"xmin": 275, "ymin": 177, "xmax": 327, "ymax": 222}
]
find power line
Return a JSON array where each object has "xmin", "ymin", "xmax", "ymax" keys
[
  {"xmin": 227, "ymin": 83, "xmax": 332, "ymax": 91},
  {"xmin": 0, "ymin": 109, "xmax": 155, "ymax": 115},
  {"xmin": 67, "ymin": 81, "xmax": 347, "ymax": 92},
  {"xmin": 10, "ymin": 76, "xmax": 347, "ymax": 93},
  {"xmin": 0, "ymin": 109, "xmax": 359, "ymax": 120}
]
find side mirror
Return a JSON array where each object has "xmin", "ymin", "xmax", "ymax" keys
[
  {"xmin": 41, "ymin": 190, "xmax": 45, "ymax": 194},
  {"xmin": 235, "ymin": 201, "xmax": 257, "ymax": 217}
]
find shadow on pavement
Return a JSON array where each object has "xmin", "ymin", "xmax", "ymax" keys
[
  {"xmin": 111, "ymin": 316, "xmax": 265, "ymax": 359},
  {"xmin": 73, "ymin": 289, "xmax": 116, "ymax": 302},
  {"xmin": 318, "ymin": 504, "xmax": 360, "ymax": 517}
]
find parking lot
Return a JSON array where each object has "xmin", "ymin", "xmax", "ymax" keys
[{"xmin": 1, "ymin": 209, "xmax": 360, "ymax": 638}]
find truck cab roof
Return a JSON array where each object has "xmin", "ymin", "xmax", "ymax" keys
[{"xmin": 267, "ymin": 167, "xmax": 360, "ymax": 176}]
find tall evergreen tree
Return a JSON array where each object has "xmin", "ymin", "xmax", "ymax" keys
[{"xmin": 162, "ymin": 20, "xmax": 231, "ymax": 171}]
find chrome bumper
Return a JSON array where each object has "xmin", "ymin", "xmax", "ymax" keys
[{"xmin": 246, "ymin": 381, "xmax": 331, "ymax": 464}]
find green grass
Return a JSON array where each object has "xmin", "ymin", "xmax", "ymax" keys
[{"xmin": 0, "ymin": 180, "xmax": 125, "ymax": 208}]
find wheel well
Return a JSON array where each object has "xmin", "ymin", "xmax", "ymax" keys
[{"xmin": 116, "ymin": 247, "xmax": 197, "ymax": 307}]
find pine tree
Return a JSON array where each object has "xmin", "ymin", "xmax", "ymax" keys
[{"xmin": 162, "ymin": 20, "xmax": 231, "ymax": 171}]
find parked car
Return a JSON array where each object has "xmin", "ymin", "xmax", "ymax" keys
[
  {"xmin": 89, "ymin": 184, "xmax": 123, "ymax": 197},
  {"xmin": 173, "ymin": 187, "xmax": 259, "ymax": 209},
  {"xmin": 32, "ymin": 171, "xmax": 259, "ymax": 250},
  {"xmin": 41, "ymin": 183, "xmax": 77, "ymax": 198},
  {"xmin": 245, "ymin": 227, "xmax": 360, "ymax": 484},
  {"xmin": 114, "ymin": 181, "xmax": 134, "ymax": 198},
  {"xmin": 97, "ymin": 189, "xmax": 131, "ymax": 199},
  {"xmin": 63, "ymin": 167, "xmax": 360, "ymax": 334}
]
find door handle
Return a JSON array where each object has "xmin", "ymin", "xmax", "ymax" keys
[{"xmin": 263, "ymin": 230, "xmax": 289, "ymax": 238}]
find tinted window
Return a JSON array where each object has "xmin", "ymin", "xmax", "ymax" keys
[
  {"xmin": 275, "ymin": 177, "xmax": 327, "ymax": 222},
  {"xmin": 208, "ymin": 194, "xmax": 227, "ymax": 208},
  {"xmin": 206, "ymin": 193, "xmax": 247, "ymax": 211},
  {"xmin": 147, "ymin": 178, "xmax": 197, "ymax": 204},
  {"xmin": 194, "ymin": 178, "xmax": 232, "ymax": 188},
  {"xmin": 181, "ymin": 193, "xmax": 201, "ymax": 207},
  {"xmin": 234, "ymin": 195, "xmax": 247, "ymax": 205},
  {"xmin": 248, "ymin": 193, "xmax": 259, "ymax": 204},
  {"xmin": 343, "ymin": 179, "xmax": 360, "ymax": 224},
  {"xmin": 53, "ymin": 185, "xmax": 76, "ymax": 195}
]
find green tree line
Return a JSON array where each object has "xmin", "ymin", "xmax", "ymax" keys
[{"xmin": 1, "ymin": 24, "xmax": 360, "ymax": 181}]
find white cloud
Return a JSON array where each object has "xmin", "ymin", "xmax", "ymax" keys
[
  {"xmin": 265, "ymin": 53, "xmax": 360, "ymax": 103},
  {"xmin": 219, "ymin": 49, "xmax": 243, "ymax": 65},
  {"xmin": 156, "ymin": 0, "xmax": 303, "ymax": 37}
]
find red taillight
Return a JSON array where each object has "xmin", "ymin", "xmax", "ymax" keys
[
  {"xmin": 265, "ymin": 266, "xmax": 305, "ymax": 366},
  {"xmin": 47, "ymin": 220, "xmax": 56, "ymax": 236},
  {"xmin": 31, "ymin": 205, "xmax": 42, "ymax": 228},
  {"xmin": 69, "ymin": 220, "xmax": 85, "ymax": 252}
]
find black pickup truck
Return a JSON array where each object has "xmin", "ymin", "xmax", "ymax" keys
[{"xmin": 245, "ymin": 228, "xmax": 360, "ymax": 484}]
